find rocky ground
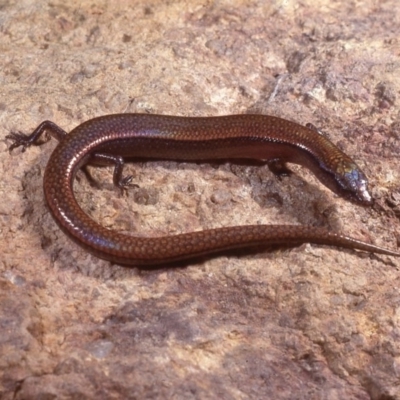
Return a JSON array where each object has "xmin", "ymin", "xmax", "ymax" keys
[{"xmin": 1, "ymin": 1, "xmax": 400, "ymax": 399}]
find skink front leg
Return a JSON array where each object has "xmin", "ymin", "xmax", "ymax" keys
[
  {"xmin": 306, "ymin": 122, "xmax": 330, "ymax": 139},
  {"xmin": 267, "ymin": 158, "xmax": 292, "ymax": 179}
]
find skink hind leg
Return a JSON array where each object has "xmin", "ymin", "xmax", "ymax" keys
[
  {"xmin": 6, "ymin": 121, "xmax": 67, "ymax": 152},
  {"xmin": 90, "ymin": 153, "xmax": 138, "ymax": 193}
]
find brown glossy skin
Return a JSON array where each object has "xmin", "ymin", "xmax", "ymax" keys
[{"xmin": 6, "ymin": 113, "xmax": 400, "ymax": 265}]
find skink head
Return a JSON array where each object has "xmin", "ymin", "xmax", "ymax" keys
[
  {"xmin": 312, "ymin": 158, "xmax": 373, "ymax": 206},
  {"xmin": 335, "ymin": 163, "xmax": 373, "ymax": 206}
]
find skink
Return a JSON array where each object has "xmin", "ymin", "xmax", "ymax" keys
[{"xmin": 6, "ymin": 113, "xmax": 400, "ymax": 265}]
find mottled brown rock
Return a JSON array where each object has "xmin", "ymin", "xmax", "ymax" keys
[{"xmin": 1, "ymin": 0, "xmax": 400, "ymax": 399}]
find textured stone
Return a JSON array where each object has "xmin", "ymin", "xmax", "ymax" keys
[{"xmin": 1, "ymin": 0, "xmax": 400, "ymax": 399}]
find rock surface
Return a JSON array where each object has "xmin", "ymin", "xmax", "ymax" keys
[{"xmin": 1, "ymin": 0, "xmax": 400, "ymax": 399}]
